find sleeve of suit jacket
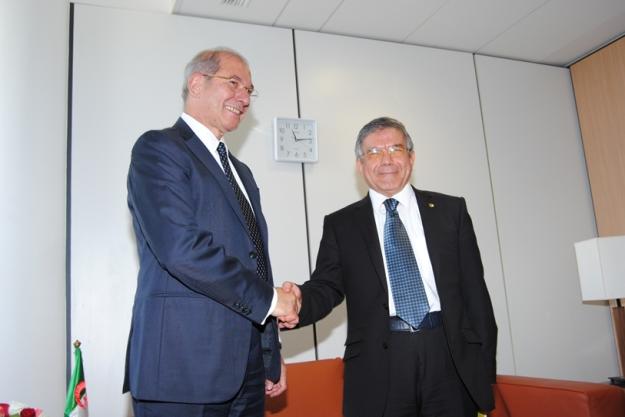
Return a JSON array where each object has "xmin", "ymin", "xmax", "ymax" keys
[
  {"xmin": 127, "ymin": 129, "xmax": 274, "ymax": 324},
  {"xmin": 298, "ymin": 213, "xmax": 346, "ymax": 326}
]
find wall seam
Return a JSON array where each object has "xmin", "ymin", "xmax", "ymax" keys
[
  {"xmin": 291, "ymin": 29, "xmax": 319, "ymax": 360},
  {"xmin": 65, "ymin": 1, "xmax": 75, "ymax": 387},
  {"xmin": 472, "ymin": 53, "xmax": 518, "ymax": 375}
]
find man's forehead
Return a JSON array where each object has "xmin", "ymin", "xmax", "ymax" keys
[
  {"xmin": 220, "ymin": 56, "xmax": 252, "ymax": 81},
  {"xmin": 220, "ymin": 54, "xmax": 249, "ymax": 70},
  {"xmin": 364, "ymin": 128, "xmax": 404, "ymax": 142}
]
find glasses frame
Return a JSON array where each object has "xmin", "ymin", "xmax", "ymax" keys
[
  {"xmin": 363, "ymin": 144, "xmax": 409, "ymax": 159},
  {"xmin": 200, "ymin": 73, "xmax": 258, "ymax": 98}
]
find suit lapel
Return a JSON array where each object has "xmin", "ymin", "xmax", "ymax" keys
[
  {"xmin": 173, "ymin": 118, "xmax": 249, "ymax": 233},
  {"xmin": 231, "ymin": 155, "xmax": 273, "ymax": 277},
  {"xmin": 230, "ymin": 155, "xmax": 269, "ymax": 242},
  {"xmin": 230, "ymin": 156, "xmax": 261, "ymax": 218},
  {"xmin": 354, "ymin": 196, "xmax": 389, "ymax": 294},
  {"xmin": 413, "ymin": 187, "xmax": 441, "ymax": 282}
]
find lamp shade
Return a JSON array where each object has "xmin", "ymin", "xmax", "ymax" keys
[{"xmin": 575, "ymin": 236, "xmax": 625, "ymax": 301}]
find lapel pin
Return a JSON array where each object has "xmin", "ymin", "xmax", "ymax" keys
[{"xmin": 428, "ymin": 202, "xmax": 435, "ymax": 208}]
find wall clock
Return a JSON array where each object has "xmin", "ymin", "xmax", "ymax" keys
[{"xmin": 273, "ymin": 117, "xmax": 318, "ymax": 163}]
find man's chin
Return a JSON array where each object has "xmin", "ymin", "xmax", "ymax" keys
[{"xmin": 223, "ymin": 117, "xmax": 244, "ymax": 132}]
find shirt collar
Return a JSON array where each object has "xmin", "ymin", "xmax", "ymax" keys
[
  {"xmin": 369, "ymin": 183, "xmax": 415, "ymax": 213},
  {"xmin": 181, "ymin": 112, "xmax": 227, "ymax": 153}
]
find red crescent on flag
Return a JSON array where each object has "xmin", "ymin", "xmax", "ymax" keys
[{"xmin": 74, "ymin": 381, "xmax": 88, "ymax": 409}]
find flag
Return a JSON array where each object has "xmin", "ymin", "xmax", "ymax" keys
[{"xmin": 64, "ymin": 341, "xmax": 88, "ymax": 417}]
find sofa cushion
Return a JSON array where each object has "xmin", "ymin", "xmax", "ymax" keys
[
  {"xmin": 489, "ymin": 383, "xmax": 511, "ymax": 417},
  {"xmin": 495, "ymin": 375, "xmax": 625, "ymax": 417},
  {"xmin": 265, "ymin": 358, "xmax": 344, "ymax": 417}
]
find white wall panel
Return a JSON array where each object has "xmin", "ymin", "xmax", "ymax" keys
[
  {"xmin": 0, "ymin": 0, "xmax": 68, "ymax": 414},
  {"xmin": 294, "ymin": 31, "xmax": 515, "ymax": 374},
  {"xmin": 72, "ymin": 6, "xmax": 312, "ymax": 417},
  {"xmin": 475, "ymin": 55, "xmax": 616, "ymax": 381}
]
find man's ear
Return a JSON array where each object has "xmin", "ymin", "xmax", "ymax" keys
[
  {"xmin": 187, "ymin": 72, "xmax": 205, "ymax": 98},
  {"xmin": 356, "ymin": 158, "xmax": 363, "ymax": 175}
]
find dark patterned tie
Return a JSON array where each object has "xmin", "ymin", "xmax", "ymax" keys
[
  {"xmin": 383, "ymin": 198, "xmax": 430, "ymax": 328},
  {"xmin": 217, "ymin": 142, "xmax": 268, "ymax": 281}
]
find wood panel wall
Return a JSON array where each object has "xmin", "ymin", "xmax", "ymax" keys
[{"xmin": 571, "ymin": 36, "xmax": 625, "ymax": 236}]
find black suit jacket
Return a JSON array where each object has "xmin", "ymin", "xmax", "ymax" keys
[{"xmin": 299, "ymin": 187, "xmax": 497, "ymax": 417}]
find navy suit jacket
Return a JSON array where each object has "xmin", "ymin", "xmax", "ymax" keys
[
  {"xmin": 123, "ymin": 118, "xmax": 280, "ymax": 403},
  {"xmin": 298, "ymin": 188, "xmax": 497, "ymax": 417}
]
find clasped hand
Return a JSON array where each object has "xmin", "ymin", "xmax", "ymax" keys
[{"xmin": 272, "ymin": 282, "xmax": 302, "ymax": 329}]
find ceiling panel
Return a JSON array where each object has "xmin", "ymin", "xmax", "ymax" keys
[
  {"xmin": 162, "ymin": 0, "xmax": 625, "ymax": 66},
  {"xmin": 404, "ymin": 0, "xmax": 547, "ymax": 52},
  {"xmin": 172, "ymin": 0, "xmax": 288, "ymax": 25},
  {"xmin": 478, "ymin": 0, "xmax": 625, "ymax": 65},
  {"xmin": 274, "ymin": 0, "xmax": 342, "ymax": 31},
  {"xmin": 544, "ymin": 11, "xmax": 625, "ymax": 65},
  {"xmin": 321, "ymin": 0, "xmax": 447, "ymax": 42},
  {"xmin": 77, "ymin": 0, "xmax": 175, "ymax": 13}
]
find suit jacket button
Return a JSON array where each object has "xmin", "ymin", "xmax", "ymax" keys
[
  {"xmin": 382, "ymin": 342, "xmax": 388, "ymax": 349},
  {"xmin": 382, "ymin": 303, "xmax": 388, "ymax": 311},
  {"xmin": 249, "ymin": 251, "xmax": 257, "ymax": 259}
]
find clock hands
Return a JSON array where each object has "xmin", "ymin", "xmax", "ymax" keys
[{"xmin": 291, "ymin": 129, "xmax": 312, "ymax": 142}]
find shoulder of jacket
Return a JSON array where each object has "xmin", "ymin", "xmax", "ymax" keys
[{"xmin": 414, "ymin": 187, "xmax": 463, "ymax": 203}]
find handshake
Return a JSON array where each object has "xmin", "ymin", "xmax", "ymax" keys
[{"xmin": 271, "ymin": 282, "xmax": 301, "ymax": 329}]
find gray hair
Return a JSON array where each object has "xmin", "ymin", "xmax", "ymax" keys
[
  {"xmin": 181, "ymin": 47, "xmax": 249, "ymax": 101},
  {"xmin": 354, "ymin": 117, "xmax": 414, "ymax": 159}
]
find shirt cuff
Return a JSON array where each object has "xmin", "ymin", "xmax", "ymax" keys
[{"xmin": 261, "ymin": 287, "xmax": 278, "ymax": 325}]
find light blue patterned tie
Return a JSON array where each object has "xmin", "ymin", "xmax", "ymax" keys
[{"xmin": 383, "ymin": 198, "xmax": 430, "ymax": 328}]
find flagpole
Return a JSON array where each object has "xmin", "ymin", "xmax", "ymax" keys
[{"xmin": 64, "ymin": 340, "xmax": 88, "ymax": 417}]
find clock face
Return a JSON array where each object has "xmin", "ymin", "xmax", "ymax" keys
[{"xmin": 273, "ymin": 117, "xmax": 318, "ymax": 163}]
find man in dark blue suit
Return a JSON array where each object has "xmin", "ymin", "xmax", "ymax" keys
[{"xmin": 123, "ymin": 48, "xmax": 299, "ymax": 417}]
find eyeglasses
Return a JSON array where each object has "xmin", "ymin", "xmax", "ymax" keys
[
  {"xmin": 201, "ymin": 73, "xmax": 258, "ymax": 98},
  {"xmin": 363, "ymin": 144, "xmax": 409, "ymax": 159}
]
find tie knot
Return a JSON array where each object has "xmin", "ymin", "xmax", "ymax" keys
[
  {"xmin": 217, "ymin": 141, "xmax": 227, "ymax": 158},
  {"xmin": 384, "ymin": 198, "xmax": 399, "ymax": 213}
]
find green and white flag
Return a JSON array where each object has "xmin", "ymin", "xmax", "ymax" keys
[{"xmin": 64, "ymin": 341, "xmax": 88, "ymax": 417}]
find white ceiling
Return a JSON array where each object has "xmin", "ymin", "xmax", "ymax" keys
[
  {"xmin": 167, "ymin": 0, "xmax": 625, "ymax": 66},
  {"xmin": 80, "ymin": 0, "xmax": 625, "ymax": 66}
]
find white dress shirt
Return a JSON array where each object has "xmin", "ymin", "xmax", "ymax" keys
[{"xmin": 369, "ymin": 184, "xmax": 441, "ymax": 316}]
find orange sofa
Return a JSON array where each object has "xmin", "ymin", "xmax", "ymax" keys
[{"xmin": 266, "ymin": 358, "xmax": 625, "ymax": 417}]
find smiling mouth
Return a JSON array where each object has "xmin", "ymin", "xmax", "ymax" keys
[{"xmin": 225, "ymin": 104, "xmax": 243, "ymax": 115}]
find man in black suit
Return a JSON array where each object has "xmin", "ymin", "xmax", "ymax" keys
[
  {"xmin": 124, "ymin": 48, "xmax": 299, "ymax": 417},
  {"xmin": 283, "ymin": 117, "xmax": 497, "ymax": 417}
]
